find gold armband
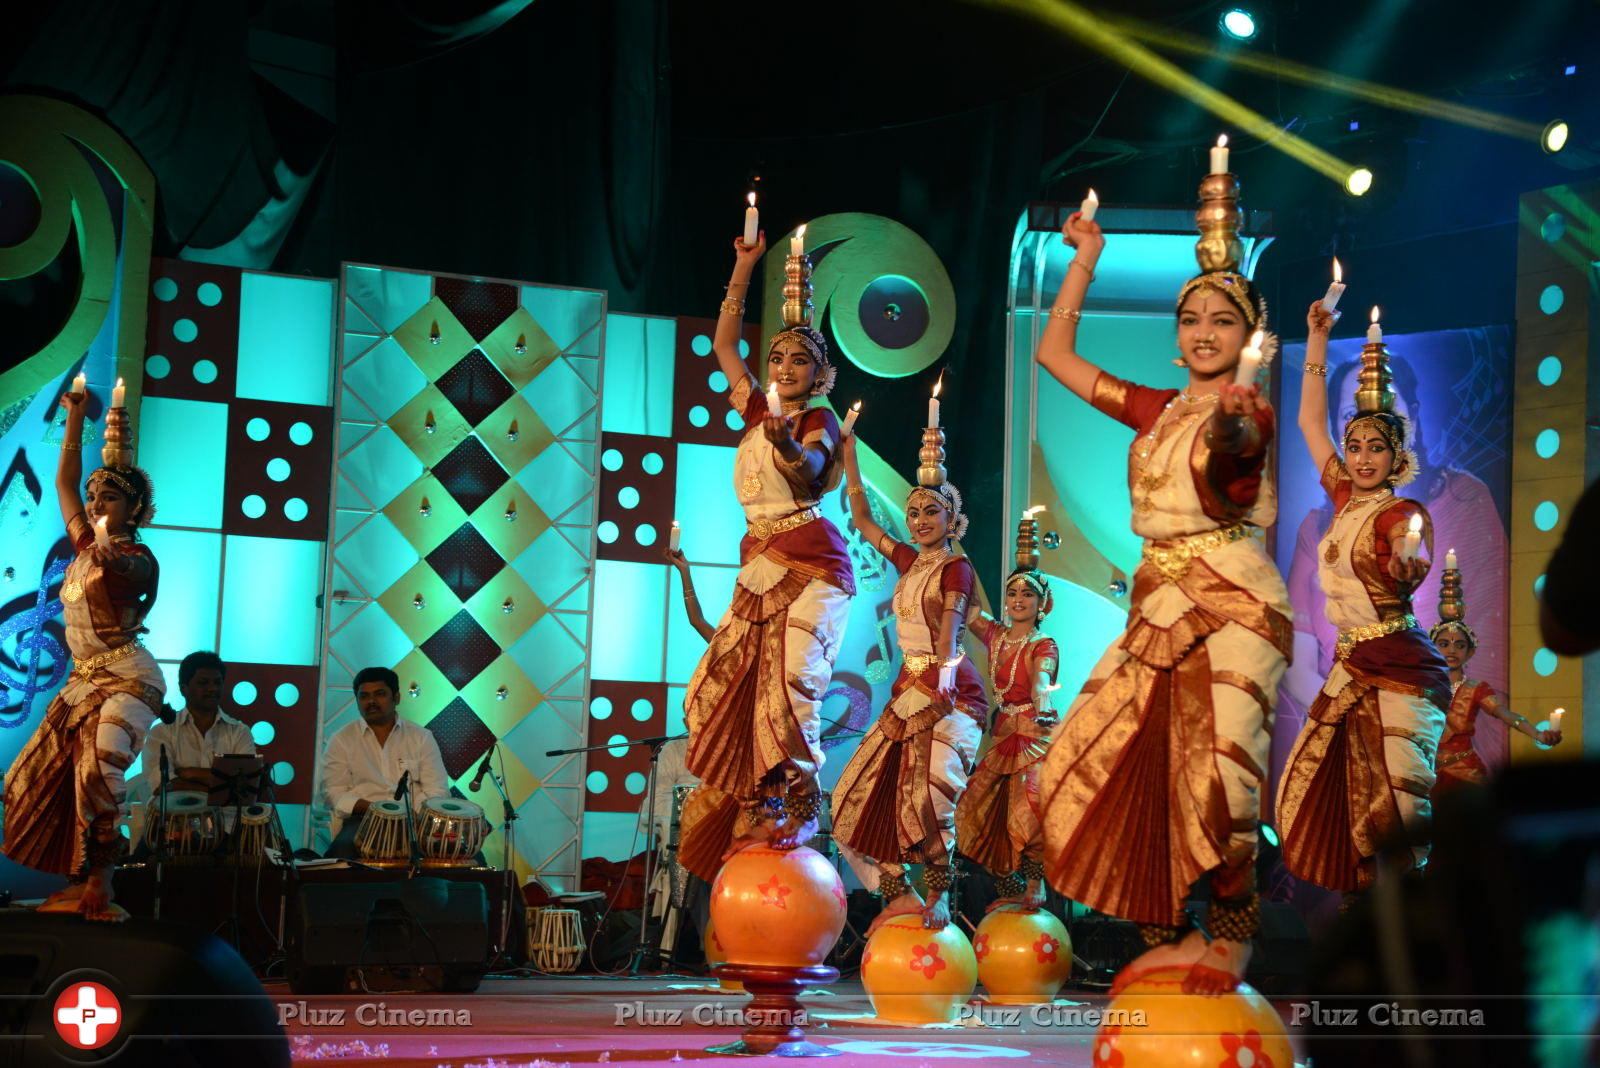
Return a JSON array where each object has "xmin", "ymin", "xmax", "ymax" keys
[
  {"xmin": 720, "ymin": 297, "xmax": 745, "ymax": 316},
  {"xmin": 1049, "ymin": 306, "xmax": 1081, "ymax": 323},
  {"xmin": 943, "ymin": 591, "xmax": 969, "ymax": 615}
]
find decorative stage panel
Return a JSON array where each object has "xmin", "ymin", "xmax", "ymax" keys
[{"xmin": 329, "ymin": 265, "xmax": 602, "ymax": 890}]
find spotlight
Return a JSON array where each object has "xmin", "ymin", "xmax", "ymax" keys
[
  {"xmin": 1543, "ymin": 120, "xmax": 1569, "ymax": 153},
  {"xmin": 1345, "ymin": 167, "xmax": 1374, "ymax": 196},
  {"xmin": 1564, "ymin": 65, "xmax": 1576, "ymax": 77},
  {"xmin": 1348, "ymin": 120, "xmax": 1361, "ymax": 131},
  {"xmin": 1261, "ymin": 823, "xmax": 1279, "ymax": 848},
  {"xmin": 1219, "ymin": 8, "xmax": 1257, "ymax": 41}
]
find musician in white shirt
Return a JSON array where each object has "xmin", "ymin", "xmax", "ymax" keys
[
  {"xmin": 319, "ymin": 666, "xmax": 450, "ymax": 857},
  {"xmin": 140, "ymin": 652, "xmax": 256, "ymax": 796}
]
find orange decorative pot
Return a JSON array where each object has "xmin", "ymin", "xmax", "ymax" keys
[
  {"xmin": 973, "ymin": 905, "xmax": 1072, "ymax": 1004},
  {"xmin": 1093, "ymin": 966, "xmax": 1297, "ymax": 1067},
  {"xmin": 861, "ymin": 916, "xmax": 978, "ymax": 1024},
  {"xmin": 701, "ymin": 918, "xmax": 743, "ymax": 992},
  {"xmin": 708, "ymin": 845, "xmax": 847, "ymax": 968}
]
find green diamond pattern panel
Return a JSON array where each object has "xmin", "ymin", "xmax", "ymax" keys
[{"xmin": 328, "ymin": 265, "xmax": 603, "ymax": 890}]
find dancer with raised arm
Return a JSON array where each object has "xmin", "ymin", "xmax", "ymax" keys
[
  {"xmin": 830, "ymin": 422, "xmax": 987, "ymax": 933},
  {"xmin": 955, "ymin": 511, "xmax": 1060, "ymax": 912},
  {"xmin": 1275, "ymin": 300, "xmax": 1450, "ymax": 900},
  {"xmin": 2, "ymin": 383, "xmax": 165, "ymax": 922},
  {"xmin": 677, "ymin": 227, "xmax": 854, "ymax": 880},
  {"xmin": 1034, "ymin": 166, "xmax": 1291, "ymax": 995}
]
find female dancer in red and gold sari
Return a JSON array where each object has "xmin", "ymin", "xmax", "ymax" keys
[
  {"xmin": 831, "ymin": 432, "xmax": 987, "ymax": 933},
  {"xmin": 955, "ymin": 519, "xmax": 1059, "ymax": 911},
  {"xmin": 1428, "ymin": 566, "xmax": 1560, "ymax": 795},
  {"xmin": 678, "ymin": 231, "xmax": 854, "ymax": 880},
  {"xmin": 1276, "ymin": 300, "xmax": 1451, "ymax": 898},
  {"xmin": 2, "ymin": 387, "xmax": 165, "ymax": 922},
  {"xmin": 1034, "ymin": 192, "xmax": 1291, "ymax": 995}
]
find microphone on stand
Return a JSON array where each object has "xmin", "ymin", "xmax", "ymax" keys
[
  {"xmin": 393, "ymin": 769, "xmax": 410, "ymax": 801},
  {"xmin": 159, "ymin": 744, "xmax": 169, "ymax": 782},
  {"xmin": 470, "ymin": 743, "xmax": 497, "ymax": 792}
]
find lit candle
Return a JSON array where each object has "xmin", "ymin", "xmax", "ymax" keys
[
  {"xmin": 841, "ymin": 400, "xmax": 861, "ymax": 438},
  {"xmin": 1322, "ymin": 258, "xmax": 1346, "ymax": 316},
  {"xmin": 1400, "ymin": 512, "xmax": 1423, "ymax": 561},
  {"xmin": 928, "ymin": 372, "xmax": 943, "ymax": 429},
  {"xmin": 1445, "ymin": 548, "xmax": 1458, "ymax": 571},
  {"xmin": 766, "ymin": 378, "xmax": 782, "ymax": 419},
  {"xmin": 1233, "ymin": 329, "xmax": 1265, "ymax": 387},
  {"xmin": 669, "ymin": 520, "xmax": 681, "ymax": 552},
  {"xmin": 93, "ymin": 515, "xmax": 110, "ymax": 549},
  {"xmin": 1210, "ymin": 134, "xmax": 1230, "ymax": 174},
  {"xmin": 1024, "ymin": 504, "xmax": 1046, "ymax": 520},
  {"xmin": 743, "ymin": 192, "xmax": 759, "ymax": 247},
  {"xmin": 1367, "ymin": 306, "xmax": 1382, "ymax": 344},
  {"xmin": 790, "ymin": 223, "xmax": 806, "ymax": 257},
  {"xmin": 1551, "ymin": 707, "xmax": 1564, "ymax": 733},
  {"xmin": 111, "ymin": 377, "xmax": 126, "ymax": 408},
  {"xmin": 71, "ymin": 371, "xmax": 86, "ymax": 396},
  {"xmin": 1080, "ymin": 188, "xmax": 1099, "ymax": 223},
  {"xmin": 938, "ymin": 654, "xmax": 964, "ymax": 693}
]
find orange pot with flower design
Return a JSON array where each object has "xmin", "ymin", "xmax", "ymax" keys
[
  {"xmin": 973, "ymin": 904, "xmax": 1073, "ymax": 1004},
  {"xmin": 1091, "ymin": 966, "xmax": 1296, "ymax": 1067},
  {"xmin": 861, "ymin": 915, "xmax": 978, "ymax": 1024},
  {"xmin": 708, "ymin": 845, "xmax": 847, "ymax": 969},
  {"xmin": 701, "ymin": 917, "xmax": 743, "ymax": 992}
]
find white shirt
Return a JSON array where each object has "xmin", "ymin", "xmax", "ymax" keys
[
  {"xmin": 141, "ymin": 709, "xmax": 257, "ymax": 796},
  {"xmin": 319, "ymin": 717, "xmax": 451, "ymax": 822}
]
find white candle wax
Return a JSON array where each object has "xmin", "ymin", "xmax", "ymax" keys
[
  {"xmin": 1445, "ymin": 548, "xmax": 1458, "ymax": 571},
  {"xmin": 929, "ymin": 373, "xmax": 943, "ymax": 429},
  {"xmin": 1401, "ymin": 512, "xmax": 1423, "ymax": 561},
  {"xmin": 669, "ymin": 521, "xmax": 681, "ymax": 552},
  {"xmin": 1210, "ymin": 134, "xmax": 1230, "ymax": 174},
  {"xmin": 766, "ymin": 379, "xmax": 782, "ymax": 419},
  {"xmin": 1322, "ymin": 258, "xmax": 1345, "ymax": 315},
  {"xmin": 111, "ymin": 377, "xmax": 126, "ymax": 408},
  {"xmin": 743, "ymin": 193, "xmax": 759, "ymax": 246},
  {"xmin": 1233, "ymin": 330, "xmax": 1265, "ymax": 386},
  {"xmin": 790, "ymin": 223, "xmax": 806, "ymax": 257},
  {"xmin": 1551, "ymin": 708, "xmax": 1565, "ymax": 732},
  {"xmin": 71, "ymin": 372, "xmax": 86, "ymax": 396},
  {"xmin": 840, "ymin": 401, "xmax": 861, "ymax": 438},
  {"xmin": 93, "ymin": 515, "xmax": 110, "ymax": 549},
  {"xmin": 938, "ymin": 654, "xmax": 963, "ymax": 692},
  {"xmin": 1367, "ymin": 306, "xmax": 1382, "ymax": 344},
  {"xmin": 1080, "ymin": 188, "xmax": 1099, "ymax": 223}
]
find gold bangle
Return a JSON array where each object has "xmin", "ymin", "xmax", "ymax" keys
[
  {"xmin": 720, "ymin": 298, "xmax": 745, "ymax": 316},
  {"xmin": 724, "ymin": 280, "xmax": 750, "ymax": 290},
  {"xmin": 847, "ymin": 485, "xmax": 868, "ymax": 497},
  {"xmin": 61, "ymin": 441, "xmax": 82, "ymax": 451},
  {"xmin": 1069, "ymin": 259, "xmax": 1097, "ymax": 282},
  {"xmin": 1303, "ymin": 362, "xmax": 1328, "ymax": 377},
  {"xmin": 1049, "ymin": 306, "xmax": 1081, "ymax": 323}
]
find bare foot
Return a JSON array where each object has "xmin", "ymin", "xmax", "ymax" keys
[
  {"xmin": 767, "ymin": 813, "xmax": 819, "ymax": 851},
  {"xmin": 985, "ymin": 894, "xmax": 1026, "ymax": 914},
  {"xmin": 1183, "ymin": 937, "xmax": 1250, "ymax": 996},
  {"xmin": 920, "ymin": 893, "xmax": 951, "ymax": 930},
  {"xmin": 1018, "ymin": 880, "xmax": 1045, "ymax": 911},
  {"xmin": 38, "ymin": 883, "xmax": 88, "ymax": 912},
  {"xmin": 866, "ymin": 892, "xmax": 925, "ymax": 937},
  {"xmin": 719, "ymin": 828, "xmax": 770, "ymax": 864},
  {"xmin": 1109, "ymin": 929, "xmax": 1207, "ymax": 995},
  {"xmin": 77, "ymin": 872, "xmax": 128, "ymax": 924}
]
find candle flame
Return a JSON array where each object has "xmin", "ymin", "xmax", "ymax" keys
[
  {"xmin": 1370, "ymin": 305, "xmax": 1380, "ymax": 323},
  {"xmin": 797, "ymin": 223, "xmax": 807, "ymax": 239},
  {"xmin": 933, "ymin": 370, "xmax": 944, "ymax": 399},
  {"xmin": 1248, "ymin": 329, "xmax": 1265, "ymax": 350},
  {"xmin": 747, "ymin": 192, "xmax": 756, "ymax": 206},
  {"xmin": 1449, "ymin": 546, "xmax": 1455, "ymax": 555},
  {"xmin": 850, "ymin": 400, "xmax": 862, "ymax": 413},
  {"xmin": 1024, "ymin": 505, "xmax": 1046, "ymax": 518},
  {"xmin": 1332, "ymin": 257, "xmax": 1342, "ymax": 283},
  {"xmin": 1217, "ymin": 134, "xmax": 1228, "ymax": 148},
  {"xmin": 1408, "ymin": 513, "xmax": 1423, "ymax": 534},
  {"xmin": 116, "ymin": 377, "xmax": 124, "ymax": 387},
  {"xmin": 1087, "ymin": 187, "xmax": 1098, "ymax": 202}
]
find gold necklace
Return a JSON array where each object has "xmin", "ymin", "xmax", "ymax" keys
[
  {"xmin": 1323, "ymin": 487, "xmax": 1393, "ymax": 565},
  {"xmin": 990, "ymin": 630, "xmax": 1034, "ymax": 698},
  {"xmin": 1133, "ymin": 392, "xmax": 1218, "ymax": 513},
  {"xmin": 894, "ymin": 547, "xmax": 950, "ymax": 621}
]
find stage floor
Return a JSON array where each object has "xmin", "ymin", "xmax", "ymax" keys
[{"xmin": 268, "ymin": 974, "xmax": 1304, "ymax": 1066}]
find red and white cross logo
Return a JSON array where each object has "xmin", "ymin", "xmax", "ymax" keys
[{"xmin": 53, "ymin": 982, "xmax": 122, "ymax": 1050}]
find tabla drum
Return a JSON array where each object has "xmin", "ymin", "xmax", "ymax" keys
[
  {"xmin": 420, "ymin": 797, "xmax": 487, "ymax": 866},
  {"xmin": 354, "ymin": 799, "xmax": 410, "ymax": 866},
  {"xmin": 235, "ymin": 802, "xmax": 287, "ymax": 862},
  {"xmin": 143, "ymin": 790, "xmax": 220, "ymax": 861}
]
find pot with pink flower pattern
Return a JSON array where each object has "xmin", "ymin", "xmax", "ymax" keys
[
  {"xmin": 861, "ymin": 915, "xmax": 978, "ymax": 1024},
  {"xmin": 1092, "ymin": 966, "xmax": 1297, "ymax": 1067},
  {"xmin": 973, "ymin": 903, "xmax": 1073, "ymax": 1004}
]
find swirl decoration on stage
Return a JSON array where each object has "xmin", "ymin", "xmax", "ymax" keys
[
  {"xmin": 0, "ymin": 95, "xmax": 155, "ymax": 409},
  {"xmin": 0, "ymin": 542, "xmax": 70, "ymax": 730},
  {"xmin": 762, "ymin": 213, "xmax": 955, "ymax": 380}
]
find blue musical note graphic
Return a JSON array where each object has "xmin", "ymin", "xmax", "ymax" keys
[{"xmin": 0, "ymin": 545, "xmax": 71, "ymax": 730}]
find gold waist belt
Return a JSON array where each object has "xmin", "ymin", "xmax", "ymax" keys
[
  {"xmin": 999, "ymin": 701, "xmax": 1038, "ymax": 714},
  {"xmin": 72, "ymin": 640, "xmax": 144, "ymax": 677},
  {"xmin": 903, "ymin": 652, "xmax": 942, "ymax": 674},
  {"xmin": 1142, "ymin": 523, "xmax": 1259, "ymax": 583},
  {"xmin": 1335, "ymin": 613, "xmax": 1416, "ymax": 660},
  {"xmin": 747, "ymin": 505, "xmax": 820, "ymax": 541}
]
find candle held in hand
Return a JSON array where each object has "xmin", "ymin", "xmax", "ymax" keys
[
  {"xmin": 743, "ymin": 192, "xmax": 759, "ymax": 247},
  {"xmin": 1551, "ymin": 708, "xmax": 1565, "ymax": 733},
  {"xmin": 1233, "ymin": 329, "xmax": 1265, "ymax": 386},
  {"xmin": 1367, "ymin": 306, "xmax": 1382, "ymax": 344},
  {"xmin": 111, "ymin": 377, "xmax": 126, "ymax": 408},
  {"xmin": 1400, "ymin": 512, "xmax": 1424, "ymax": 561},
  {"xmin": 1210, "ymin": 134, "xmax": 1230, "ymax": 174},
  {"xmin": 1080, "ymin": 188, "xmax": 1099, "ymax": 223},
  {"xmin": 93, "ymin": 515, "xmax": 111, "ymax": 549},
  {"xmin": 71, "ymin": 372, "xmax": 86, "ymax": 396},
  {"xmin": 938, "ymin": 654, "xmax": 964, "ymax": 694},
  {"xmin": 766, "ymin": 379, "xmax": 782, "ymax": 419},
  {"xmin": 840, "ymin": 400, "xmax": 861, "ymax": 438},
  {"xmin": 669, "ymin": 520, "xmax": 681, "ymax": 552},
  {"xmin": 1322, "ymin": 258, "xmax": 1346, "ymax": 315}
]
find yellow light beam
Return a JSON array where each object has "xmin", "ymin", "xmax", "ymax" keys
[
  {"xmin": 1101, "ymin": 13, "xmax": 1547, "ymax": 142},
  {"xmin": 980, "ymin": 0, "xmax": 1359, "ymax": 187}
]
